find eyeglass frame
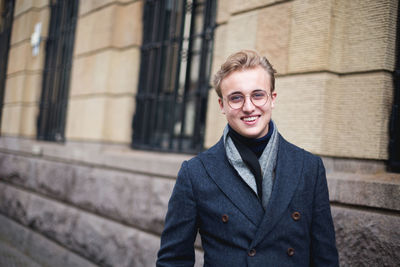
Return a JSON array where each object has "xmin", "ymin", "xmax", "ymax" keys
[{"xmin": 222, "ymin": 89, "xmax": 271, "ymax": 110}]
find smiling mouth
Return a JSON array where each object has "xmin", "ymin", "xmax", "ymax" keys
[{"xmin": 242, "ymin": 116, "xmax": 258, "ymax": 122}]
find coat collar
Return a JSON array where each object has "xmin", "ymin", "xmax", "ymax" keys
[
  {"xmin": 198, "ymin": 134, "xmax": 304, "ymax": 243},
  {"xmin": 198, "ymin": 137, "xmax": 264, "ymax": 226}
]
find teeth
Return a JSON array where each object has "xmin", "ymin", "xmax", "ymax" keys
[{"xmin": 243, "ymin": 116, "xmax": 257, "ymax": 122}]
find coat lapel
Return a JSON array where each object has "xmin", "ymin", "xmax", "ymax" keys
[
  {"xmin": 251, "ymin": 135, "xmax": 304, "ymax": 247},
  {"xmin": 198, "ymin": 138, "xmax": 264, "ymax": 227}
]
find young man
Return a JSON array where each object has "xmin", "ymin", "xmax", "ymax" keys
[{"xmin": 157, "ymin": 50, "xmax": 339, "ymax": 266}]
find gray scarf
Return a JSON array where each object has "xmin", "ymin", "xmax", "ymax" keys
[{"xmin": 223, "ymin": 121, "xmax": 279, "ymax": 210}]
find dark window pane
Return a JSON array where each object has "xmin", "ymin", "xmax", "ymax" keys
[
  {"xmin": 37, "ymin": 0, "xmax": 79, "ymax": 142},
  {"xmin": 132, "ymin": 0, "xmax": 216, "ymax": 153}
]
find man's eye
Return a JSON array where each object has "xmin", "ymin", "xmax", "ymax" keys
[
  {"xmin": 229, "ymin": 95, "xmax": 244, "ymax": 102},
  {"xmin": 252, "ymin": 92, "xmax": 266, "ymax": 99}
]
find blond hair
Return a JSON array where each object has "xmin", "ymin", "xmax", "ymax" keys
[{"xmin": 213, "ymin": 50, "xmax": 276, "ymax": 97}]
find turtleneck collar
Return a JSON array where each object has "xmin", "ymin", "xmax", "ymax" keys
[{"xmin": 228, "ymin": 120, "xmax": 274, "ymax": 158}]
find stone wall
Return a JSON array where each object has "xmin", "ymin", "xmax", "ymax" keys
[
  {"xmin": 0, "ymin": 137, "xmax": 399, "ymax": 266},
  {"xmin": 0, "ymin": 136, "xmax": 204, "ymax": 266},
  {"xmin": 205, "ymin": 0, "xmax": 398, "ymax": 160}
]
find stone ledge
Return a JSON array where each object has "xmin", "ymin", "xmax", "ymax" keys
[
  {"xmin": 327, "ymin": 171, "xmax": 400, "ymax": 211},
  {"xmin": 0, "ymin": 152, "xmax": 175, "ymax": 235},
  {"xmin": 0, "ymin": 214, "xmax": 96, "ymax": 267},
  {"xmin": 0, "ymin": 136, "xmax": 191, "ymax": 178},
  {"xmin": 0, "ymin": 183, "xmax": 161, "ymax": 267}
]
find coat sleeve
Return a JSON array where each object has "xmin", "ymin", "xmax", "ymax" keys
[
  {"xmin": 310, "ymin": 157, "xmax": 339, "ymax": 267},
  {"xmin": 156, "ymin": 161, "xmax": 198, "ymax": 267}
]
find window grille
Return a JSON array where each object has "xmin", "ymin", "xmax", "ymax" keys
[
  {"xmin": 132, "ymin": 0, "xmax": 217, "ymax": 153},
  {"xmin": 37, "ymin": 0, "xmax": 79, "ymax": 142},
  {"xmin": 0, "ymin": 0, "xmax": 15, "ymax": 132}
]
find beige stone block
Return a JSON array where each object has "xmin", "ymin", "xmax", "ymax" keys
[
  {"xmin": 7, "ymin": 42, "xmax": 46, "ymax": 74},
  {"xmin": 274, "ymin": 71, "xmax": 392, "ymax": 160},
  {"xmin": 70, "ymin": 52, "xmax": 111, "ymax": 96},
  {"xmin": 204, "ymin": 90, "xmax": 226, "ymax": 148},
  {"xmin": 329, "ymin": 0, "xmax": 398, "ymax": 73},
  {"xmin": 1, "ymin": 105, "xmax": 22, "ymax": 135},
  {"xmin": 4, "ymin": 74, "xmax": 25, "ymax": 104},
  {"xmin": 19, "ymin": 105, "xmax": 39, "ymax": 137},
  {"xmin": 14, "ymin": 0, "xmax": 48, "ymax": 17},
  {"xmin": 230, "ymin": 0, "xmax": 282, "ymax": 14},
  {"xmin": 112, "ymin": 1, "xmax": 143, "ymax": 48},
  {"xmin": 70, "ymin": 47, "xmax": 140, "ymax": 96},
  {"xmin": 107, "ymin": 48, "xmax": 140, "ymax": 95},
  {"xmin": 65, "ymin": 97, "xmax": 107, "ymax": 141},
  {"xmin": 78, "ymin": 0, "xmax": 115, "ymax": 15},
  {"xmin": 7, "ymin": 44, "xmax": 28, "ymax": 74},
  {"xmin": 11, "ymin": 8, "xmax": 50, "ymax": 45},
  {"xmin": 74, "ymin": 2, "xmax": 142, "ymax": 55},
  {"xmin": 103, "ymin": 96, "xmax": 134, "ymax": 143},
  {"xmin": 323, "ymin": 72, "xmax": 392, "ymax": 159},
  {"xmin": 212, "ymin": 10, "xmax": 259, "ymax": 78},
  {"xmin": 78, "ymin": 0, "xmax": 133, "ymax": 16},
  {"xmin": 6, "ymin": 73, "xmax": 42, "ymax": 104},
  {"xmin": 288, "ymin": 0, "xmax": 332, "ymax": 73},
  {"xmin": 210, "ymin": 24, "xmax": 228, "ymax": 84},
  {"xmin": 273, "ymin": 73, "xmax": 331, "ymax": 153},
  {"xmin": 216, "ymin": 0, "xmax": 231, "ymax": 24},
  {"xmin": 22, "ymin": 73, "xmax": 42, "ymax": 103},
  {"xmin": 256, "ymin": 2, "xmax": 291, "ymax": 75},
  {"xmin": 74, "ymin": 6, "xmax": 114, "ymax": 55}
]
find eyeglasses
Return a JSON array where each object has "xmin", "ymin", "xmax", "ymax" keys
[{"xmin": 224, "ymin": 90, "xmax": 270, "ymax": 109}]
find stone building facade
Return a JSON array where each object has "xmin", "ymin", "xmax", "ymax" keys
[{"xmin": 0, "ymin": 0, "xmax": 399, "ymax": 266}]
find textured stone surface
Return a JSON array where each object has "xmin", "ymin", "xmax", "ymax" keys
[
  {"xmin": 332, "ymin": 206, "xmax": 400, "ymax": 267},
  {"xmin": 328, "ymin": 172, "xmax": 400, "ymax": 211},
  {"xmin": 204, "ymin": 89, "xmax": 226, "ymax": 148},
  {"xmin": 0, "ymin": 105, "xmax": 22, "ymax": 135},
  {"xmin": 329, "ymin": 0, "xmax": 398, "ymax": 73},
  {"xmin": 74, "ymin": 1, "xmax": 142, "ymax": 55},
  {"xmin": 79, "ymin": 0, "xmax": 134, "ymax": 16},
  {"xmin": 0, "ymin": 150, "xmax": 175, "ymax": 235},
  {"xmin": 273, "ymin": 71, "xmax": 392, "ymax": 159},
  {"xmin": 230, "ymin": 0, "xmax": 282, "ymax": 14},
  {"xmin": 70, "ymin": 48, "xmax": 140, "ymax": 96},
  {"xmin": 225, "ymin": 10, "xmax": 258, "ymax": 56},
  {"xmin": 14, "ymin": 0, "xmax": 49, "ymax": 17},
  {"xmin": 215, "ymin": 0, "xmax": 231, "ymax": 24},
  {"xmin": 273, "ymin": 72, "xmax": 330, "ymax": 154},
  {"xmin": 65, "ymin": 95, "xmax": 135, "ymax": 142},
  {"xmin": 256, "ymin": 2, "xmax": 292, "ymax": 75},
  {"xmin": 11, "ymin": 8, "xmax": 50, "ymax": 45},
  {"xmin": 288, "ymin": 0, "xmax": 332, "ymax": 73},
  {"xmin": 0, "ymin": 183, "xmax": 162, "ymax": 267}
]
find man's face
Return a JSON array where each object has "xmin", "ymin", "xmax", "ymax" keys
[{"xmin": 218, "ymin": 67, "xmax": 277, "ymax": 139}]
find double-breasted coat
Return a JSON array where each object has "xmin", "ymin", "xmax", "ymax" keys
[{"xmin": 157, "ymin": 134, "xmax": 339, "ymax": 266}]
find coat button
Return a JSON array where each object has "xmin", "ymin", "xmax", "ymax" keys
[
  {"xmin": 248, "ymin": 249, "xmax": 256, "ymax": 257},
  {"xmin": 287, "ymin": 247, "xmax": 295, "ymax": 256},
  {"xmin": 221, "ymin": 214, "xmax": 229, "ymax": 223},
  {"xmin": 291, "ymin": 211, "xmax": 301, "ymax": 221}
]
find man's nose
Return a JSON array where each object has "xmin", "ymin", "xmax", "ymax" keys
[{"xmin": 242, "ymin": 96, "xmax": 255, "ymax": 112}]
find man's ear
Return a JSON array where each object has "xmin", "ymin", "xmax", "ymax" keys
[
  {"xmin": 218, "ymin": 98, "xmax": 225, "ymax": 114},
  {"xmin": 271, "ymin": 91, "xmax": 277, "ymax": 109}
]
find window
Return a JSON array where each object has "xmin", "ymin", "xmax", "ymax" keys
[
  {"xmin": 0, "ymin": 0, "xmax": 15, "ymax": 131},
  {"xmin": 132, "ymin": 0, "xmax": 216, "ymax": 153},
  {"xmin": 37, "ymin": 0, "xmax": 79, "ymax": 142}
]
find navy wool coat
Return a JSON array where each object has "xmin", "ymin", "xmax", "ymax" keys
[{"xmin": 157, "ymin": 135, "xmax": 339, "ymax": 267}]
